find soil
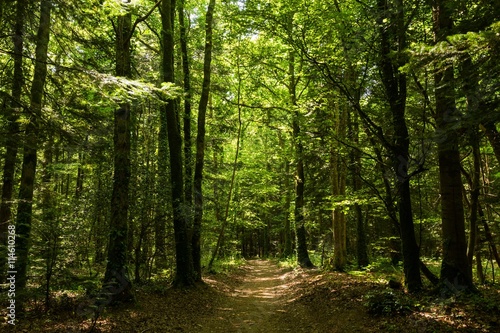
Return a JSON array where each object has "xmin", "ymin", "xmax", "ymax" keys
[{"xmin": 2, "ymin": 259, "xmax": 500, "ymax": 332}]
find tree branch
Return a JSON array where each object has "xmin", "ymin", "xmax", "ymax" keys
[{"xmin": 125, "ymin": 0, "xmax": 162, "ymax": 44}]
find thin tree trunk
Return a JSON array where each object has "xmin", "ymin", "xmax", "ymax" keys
[
  {"xmin": 349, "ymin": 111, "xmax": 369, "ymax": 267},
  {"xmin": 75, "ymin": 137, "xmax": 86, "ymax": 198},
  {"xmin": 331, "ymin": 104, "xmax": 347, "ymax": 271},
  {"xmin": 15, "ymin": 0, "xmax": 51, "ymax": 294},
  {"xmin": 179, "ymin": 0, "xmax": 193, "ymax": 233},
  {"xmin": 155, "ymin": 105, "xmax": 168, "ymax": 269},
  {"xmin": 40, "ymin": 139, "xmax": 57, "ymax": 310},
  {"xmin": 460, "ymin": 55, "xmax": 481, "ymax": 269},
  {"xmin": 478, "ymin": 204, "xmax": 500, "ymax": 269},
  {"xmin": 208, "ymin": 40, "xmax": 240, "ymax": 271},
  {"xmin": 282, "ymin": 144, "xmax": 293, "ymax": 258},
  {"xmin": 0, "ymin": 0, "xmax": 24, "ymax": 280},
  {"xmin": 192, "ymin": 0, "xmax": 216, "ymax": 281},
  {"xmin": 160, "ymin": 0, "xmax": 195, "ymax": 287},
  {"xmin": 377, "ymin": 0, "xmax": 421, "ymax": 292},
  {"xmin": 288, "ymin": 46, "xmax": 313, "ymax": 268},
  {"xmin": 482, "ymin": 122, "xmax": 500, "ymax": 164},
  {"xmin": 432, "ymin": 0, "xmax": 473, "ymax": 292}
]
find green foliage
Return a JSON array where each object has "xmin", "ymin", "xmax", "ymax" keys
[
  {"xmin": 364, "ymin": 289, "xmax": 416, "ymax": 316},
  {"xmin": 2, "ymin": 0, "xmax": 500, "ymax": 321},
  {"xmin": 202, "ymin": 255, "xmax": 246, "ymax": 275}
]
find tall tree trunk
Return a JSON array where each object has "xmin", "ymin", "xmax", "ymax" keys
[
  {"xmin": 153, "ymin": 9, "xmax": 172, "ymax": 270},
  {"xmin": 179, "ymin": 0, "xmax": 193, "ymax": 231},
  {"xmin": 208, "ymin": 42, "xmax": 241, "ymax": 272},
  {"xmin": 460, "ymin": 56, "xmax": 481, "ymax": 269},
  {"xmin": 40, "ymin": 139, "xmax": 57, "ymax": 310},
  {"xmin": 349, "ymin": 111, "xmax": 369, "ymax": 267},
  {"xmin": 0, "ymin": 0, "xmax": 24, "ymax": 281},
  {"xmin": 289, "ymin": 47, "xmax": 313, "ymax": 268},
  {"xmin": 432, "ymin": 0, "xmax": 473, "ymax": 292},
  {"xmin": 281, "ymin": 135, "xmax": 293, "ymax": 258},
  {"xmin": 15, "ymin": 0, "xmax": 51, "ymax": 294},
  {"xmin": 207, "ymin": 108, "xmax": 241, "ymax": 271},
  {"xmin": 160, "ymin": 0, "xmax": 195, "ymax": 287},
  {"xmin": 102, "ymin": 6, "xmax": 133, "ymax": 304},
  {"xmin": 192, "ymin": 0, "xmax": 216, "ymax": 281},
  {"xmin": 155, "ymin": 102, "xmax": 168, "ymax": 269},
  {"xmin": 377, "ymin": 0, "xmax": 422, "ymax": 292},
  {"xmin": 331, "ymin": 103, "xmax": 347, "ymax": 271}
]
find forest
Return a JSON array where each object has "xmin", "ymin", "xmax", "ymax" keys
[{"xmin": 1, "ymin": 0, "xmax": 500, "ymax": 332}]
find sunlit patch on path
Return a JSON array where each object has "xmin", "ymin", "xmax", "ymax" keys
[{"xmin": 200, "ymin": 260, "xmax": 294, "ymax": 332}]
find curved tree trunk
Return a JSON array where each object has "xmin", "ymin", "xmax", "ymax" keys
[{"xmin": 192, "ymin": 0, "xmax": 216, "ymax": 281}]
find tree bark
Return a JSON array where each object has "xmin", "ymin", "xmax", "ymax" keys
[
  {"xmin": 282, "ymin": 143, "xmax": 293, "ymax": 258},
  {"xmin": 377, "ymin": 0, "xmax": 422, "ymax": 292},
  {"xmin": 179, "ymin": 0, "xmax": 192, "ymax": 213},
  {"xmin": 288, "ymin": 47, "xmax": 313, "ymax": 268},
  {"xmin": 432, "ymin": 0, "xmax": 474, "ymax": 292},
  {"xmin": 331, "ymin": 104, "xmax": 347, "ymax": 271},
  {"xmin": 160, "ymin": 0, "xmax": 195, "ymax": 287},
  {"xmin": 459, "ymin": 55, "xmax": 481, "ymax": 269},
  {"xmin": 0, "ymin": 0, "xmax": 24, "ymax": 281},
  {"xmin": 102, "ymin": 6, "xmax": 133, "ymax": 304},
  {"xmin": 349, "ymin": 111, "xmax": 369, "ymax": 267},
  {"xmin": 208, "ymin": 38, "xmax": 241, "ymax": 271},
  {"xmin": 192, "ymin": 0, "xmax": 216, "ymax": 281},
  {"xmin": 15, "ymin": 0, "xmax": 51, "ymax": 293},
  {"xmin": 40, "ymin": 139, "xmax": 58, "ymax": 309}
]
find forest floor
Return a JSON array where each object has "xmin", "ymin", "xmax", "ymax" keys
[{"xmin": 2, "ymin": 259, "xmax": 500, "ymax": 332}]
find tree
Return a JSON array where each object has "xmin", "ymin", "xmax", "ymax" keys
[
  {"xmin": 330, "ymin": 99, "xmax": 347, "ymax": 271},
  {"xmin": 192, "ymin": 0, "xmax": 216, "ymax": 281},
  {"xmin": 0, "ymin": 0, "xmax": 24, "ymax": 280},
  {"xmin": 15, "ymin": 0, "xmax": 52, "ymax": 294},
  {"xmin": 102, "ymin": 1, "xmax": 134, "ymax": 304},
  {"xmin": 432, "ymin": 0, "xmax": 473, "ymax": 292},
  {"xmin": 160, "ymin": 0, "xmax": 195, "ymax": 287},
  {"xmin": 377, "ymin": 0, "xmax": 422, "ymax": 292},
  {"xmin": 289, "ymin": 48, "xmax": 314, "ymax": 268},
  {"xmin": 349, "ymin": 111, "xmax": 369, "ymax": 268}
]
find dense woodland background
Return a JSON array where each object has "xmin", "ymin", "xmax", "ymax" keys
[{"xmin": 1, "ymin": 0, "xmax": 500, "ymax": 315}]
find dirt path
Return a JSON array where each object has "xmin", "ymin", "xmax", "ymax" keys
[
  {"xmin": 199, "ymin": 260, "xmax": 293, "ymax": 332},
  {"xmin": 4, "ymin": 259, "xmax": 495, "ymax": 332},
  {"xmin": 198, "ymin": 259, "xmax": 381, "ymax": 333}
]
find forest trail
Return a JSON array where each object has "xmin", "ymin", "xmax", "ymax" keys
[
  {"xmin": 3, "ymin": 259, "xmax": 497, "ymax": 332},
  {"xmin": 197, "ymin": 259, "xmax": 373, "ymax": 333},
  {"xmin": 199, "ymin": 259, "xmax": 295, "ymax": 332}
]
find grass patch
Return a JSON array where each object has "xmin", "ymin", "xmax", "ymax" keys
[{"xmin": 202, "ymin": 255, "xmax": 247, "ymax": 275}]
